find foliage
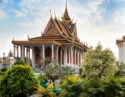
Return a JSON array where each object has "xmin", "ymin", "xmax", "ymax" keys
[
  {"xmin": 35, "ymin": 61, "xmax": 76, "ymax": 82},
  {"xmin": 14, "ymin": 59, "xmax": 25, "ymax": 65},
  {"xmin": 60, "ymin": 75, "xmax": 81, "ymax": 97},
  {"xmin": 37, "ymin": 84, "xmax": 56, "ymax": 97},
  {"xmin": 81, "ymin": 44, "xmax": 116, "ymax": 78},
  {"xmin": 61, "ymin": 66, "xmax": 76, "ymax": 76},
  {"xmin": 60, "ymin": 76, "xmax": 125, "ymax": 97},
  {"xmin": 115, "ymin": 62, "xmax": 125, "ymax": 77},
  {"xmin": 37, "ymin": 74, "xmax": 48, "ymax": 89},
  {"xmin": 61, "ymin": 75, "xmax": 81, "ymax": 84},
  {"xmin": 0, "ymin": 65, "xmax": 38, "ymax": 97},
  {"xmin": 38, "ymin": 74, "xmax": 48, "ymax": 83},
  {"xmin": 60, "ymin": 44, "xmax": 125, "ymax": 97},
  {"xmin": 81, "ymin": 77, "xmax": 125, "ymax": 97},
  {"xmin": 102, "ymin": 76, "xmax": 125, "ymax": 97},
  {"xmin": 41, "ymin": 63, "xmax": 62, "ymax": 82},
  {"xmin": 0, "ymin": 67, "xmax": 7, "ymax": 76}
]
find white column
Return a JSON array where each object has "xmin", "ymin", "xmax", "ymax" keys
[
  {"xmin": 80, "ymin": 50, "xmax": 83, "ymax": 66},
  {"xmin": 42, "ymin": 44, "xmax": 45, "ymax": 61},
  {"xmin": 69, "ymin": 47, "xmax": 70, "ymax": 64},
  {"xmin": 27, "ymin": 47, "xmax": 30, "ymax": 65},
  {"xmin": 78, "ymin": 50, "xmax": 79, "ymax": 66},
  {"xmin": 21, "ymin": 45, "xmax": 25, "ymax": 61},
  {"xmin": 32, "ymin": 47, "xmax": 35, "ymax": 68},
  {"xmin": 74, "ymin": 48, "xmax": 76, "ymax": 65},
  {"xmin": 56, "ymin": 46, "xmax": 58, "ymax": 64},
  {"xmin": 64, "ymin": 46, "xmax": 67, "ymax": 65},
  {"xmin": 13, "ymin": 44, "xmax": 15, "ymax": 57},
  {"xmin": 51, "ymin": 44, "xmax": 54, "ymax": 63},
  {"xmin": 17, "ymin": 45, "xmax": 19, "ymax": 57},
  {"xmin": 76, "ymin": 49, "xmax": 78, "ymax": 65},
  {"xmin": 60, "ymin": 48, "xmax": 62, "ymax": 65},
  {"xmin": 26, "ymin": 47, "xmax": 28, "ymax": 64},
  {"xmin": 20, "ymin": 45, "xmax": 22, "ymax": 60},
  {"xmin": 22, "ymin": 45, "xmax": 24, "ymax": 61},
  {"xmin": 71, "ymin": 46, "xmax": 73, "ymax": 65}
]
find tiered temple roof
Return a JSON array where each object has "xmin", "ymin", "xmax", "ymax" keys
[{"xmin": 12, "ymin": 2, "xmax": 87, "ymax": 51}]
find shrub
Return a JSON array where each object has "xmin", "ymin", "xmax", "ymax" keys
[{"xmin": 0, "ymin": 65, "xmax": 38, "ymax": 97}]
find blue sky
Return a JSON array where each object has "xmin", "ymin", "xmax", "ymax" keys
[{"xmin": 0, "ymin": 0, "xmax": 125, "ymax": 59}]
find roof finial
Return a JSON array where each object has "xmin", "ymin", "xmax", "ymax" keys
[
  {"xmin": 27, "ymin": 34, "xmax": 29, "ymax": 40},
  {"xmin": 65, "ymin": 0, "xmax": 68, "ymax": 11},
  {"xmin": 54, "ymin": 11, "xmax": 57, "ymax": 19},
  {"xmin": 64, "ymin": 0, "xmax": 68, "ymax": 17},
  {"xmin": 8, "ymin": 49, "xmax": 13, "ymax": 57},
  {"xmin": 62, "ymin": 0, "xmax": 71, "ymax": 21},
  {"xmin": 50, "ymin": 9, "xmax": 52, "ymax": 18}
]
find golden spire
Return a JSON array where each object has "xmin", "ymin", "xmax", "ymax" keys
[{"xmin": 62, "ymin": 0, "xmax": 71, "ymax": 21}]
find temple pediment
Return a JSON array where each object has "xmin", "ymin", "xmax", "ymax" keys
[{"xmin": 43, "ymin": 18, "xmax": 62, "ymax": 36}]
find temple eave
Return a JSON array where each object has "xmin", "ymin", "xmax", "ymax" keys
[{"xmin": 12, "ymin": 40, "xmax": 62, "ymax": 46}]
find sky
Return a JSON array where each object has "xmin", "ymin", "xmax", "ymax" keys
[{"xmin": 0, "ymin": 0, "xmax": 125, "ymax": 60}]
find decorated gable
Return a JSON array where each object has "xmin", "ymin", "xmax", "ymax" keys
[{"xmin": 44, "ymin": 19, "xmax": 61, "ymax": 36}]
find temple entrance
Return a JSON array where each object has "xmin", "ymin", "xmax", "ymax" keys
[
  {"xmin": 34, "ymin": 47, "xmax": 40, "ymax": 64},
  {"xmin": 58, "ymin": 47, "xmax": 64, "ymax": 65},
  {"xmin": 45, "ymin": 47, "xmax": 51, "ymax": 62}
]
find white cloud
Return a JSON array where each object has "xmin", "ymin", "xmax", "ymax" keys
[
  {"xmin": 18, "ymin": 21, "xmax": 33, "ymax": 27},
  {"xmin": 0, "ymin": 0, "xmax": 125, "ymax": 59},
  {"xmin": 0, "ymin": 9, "xmax": 7, "ymax": 21},
  {"xmin": 69, "ymin": 0, "xmax": 125, "ymax": 58},
  {"xmin": 16, "ymin": 0, "xmax": 125, "ymax": 58},
  {"xmin": 12, "ymin": 9, "xmax": 26, "ymax": 17}
]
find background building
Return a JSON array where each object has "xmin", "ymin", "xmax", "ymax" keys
[
  {"xmin": 116, "ymin": 36, "xmax": 125, "ymax": 63},
  {"xmin": 0, "ymin": 50, "xmax": 15, "ymax": 69}
]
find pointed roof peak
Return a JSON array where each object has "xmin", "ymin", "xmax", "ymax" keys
[
  {"xmin": 50, "ymin": 9, "xmax": 52, "ymax": 18},
  {"xmin": 62, "ymin": 0, "xmax": 71, "ymax": 22},
  {"xmin": 65, "ymin": 0, "xmax": 68, "ymax": 12},
  {"xmin": 8, "ymin": 49, "xmax": 13, "ymax": 57}
]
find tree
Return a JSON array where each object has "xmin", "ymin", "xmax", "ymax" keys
[
  {"xmin": 14, "ymin": 59, "xmax": 25, "ymax": 65},
  {"xmin": 34, "ymin": 58, "xmax": 76, "ymax": 82},
  {"xmin": 60, "ymin": 75, "xmax": 82, "ymax": 97},
  {"xmin": 60, "ymin": 75, "xmax": 125, "ymax": 97},
  {"xmin": 81, "ymin": 44, "xmax": 116, "ymax": 78},
  {"xmin": 0, "ymin": 67, "xmax": 7, "ymax": 76},
  {"xmin": 102, "ymin": 76, "xmax": 125, "ymax": 97},
  {"xmin": 60, "ymin": 44, "xmax": 125, "ymax": 97},
  {"xmin": 0, "ymin": 65, "xmax": 38, "ymax": 97},
  {"xmin": 115, "ymin": 62, "xmax": 125, "ymax": 77}
]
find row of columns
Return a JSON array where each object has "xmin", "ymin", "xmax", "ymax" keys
[
  {"xmin": 65, "ymin": 46, "xmax": 83, "ymax": 66},
  {"xmin": 13, "ymin": 44, "xmax": 31, "ymax": 64},
  {"xmin": 13, "ymin": 44, "xmax": 84, "ymax": 66},
  {"xmin": 40, "ymin": 44, "xmax": 55, "ymax": 63}
]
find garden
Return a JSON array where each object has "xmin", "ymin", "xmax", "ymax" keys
[{"xmin": 0, "ymin": 44, "xmax": 125, "ymax": 97}]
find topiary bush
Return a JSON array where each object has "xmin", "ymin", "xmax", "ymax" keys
[{"xmin": 0, "ymin": 65, "xmax": 38, "ymax": 97}]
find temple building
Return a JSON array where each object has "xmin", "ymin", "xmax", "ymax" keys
[
  {"xmin": 116, "ymin": 36, "xmax": 125, "ymax": 63},
  {"xmin": 12, "ymin": 3, "xmax": 87, "ymax": 67}
]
